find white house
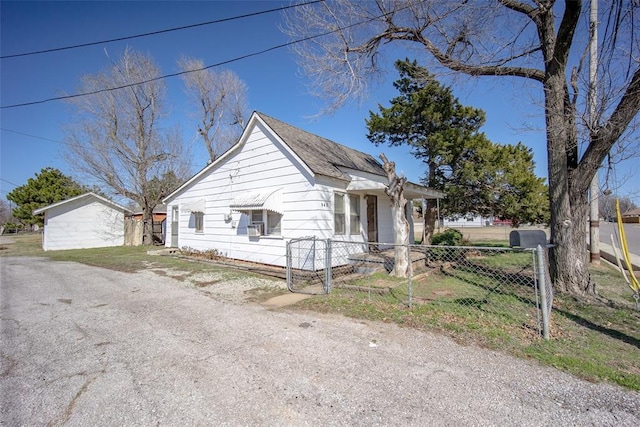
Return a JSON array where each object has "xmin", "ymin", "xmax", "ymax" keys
[
  {"xmin": 33, "ymin": 192, "xmax": 129, "ymax": 251},
  {"xmin": 163, "ymin": 112, "xmax": 443, "ymax": 268},
  {"xmin": 442, "ymin": 215, "xmax": 492, "ymax": 228}
]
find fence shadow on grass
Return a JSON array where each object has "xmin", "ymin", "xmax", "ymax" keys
[
  {"xmin": 444, "ymin": 259, "xmax": 537, "ymax": 304},
  {"xmin": 555, "ymin": 306, "xmax": 640, "ymax": 349}
]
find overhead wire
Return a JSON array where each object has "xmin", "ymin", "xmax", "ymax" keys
[
  {"xmin": 0, "ymin": 178, "xmax": 21, "ymax": 187},
  {"xmin": 1, "ymin": 127, "xmax": 213, "ymax": 170},
  {"xmin": 0, "ymin": 0, "xmax": 324, "ymax": 59},
  {"xmin": 1, "ymin": 1, "xmax": 414, "ymax": 109}
]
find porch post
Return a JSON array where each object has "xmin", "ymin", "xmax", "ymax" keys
[{"xmin": 406, "ymin": 200, "xmax": 415, "ymax": 244}]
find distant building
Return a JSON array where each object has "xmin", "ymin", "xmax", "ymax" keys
[{"xmin": 622, "ymin": 208, "xmax": 640, "ymax": 224}]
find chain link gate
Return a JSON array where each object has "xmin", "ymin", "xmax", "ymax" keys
[{"xmin": 286, "ymin": 237, "xmax": 330, "ymax": 294}]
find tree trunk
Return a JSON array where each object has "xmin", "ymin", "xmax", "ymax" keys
[
  {"xmin": 549, "ymin": 186, "xmax": 595, "ymax": 295},
  {"xmin": 422, "ymin": 203, "xmax": 437, "ymax": 244},
  {"xmin": 380, "ymin": 153, "xmax": 410, "ymax": 278},
  {"xmin": 544, "ymin": 57, "xmax": 595, "ymax": 295},
  {"xmin": 142, "ymin": 206, "xmax": 154, "ymax": 246},
  {"xmin": 389, "ymin": 200, "xmax": 410, "ymax": 277}
]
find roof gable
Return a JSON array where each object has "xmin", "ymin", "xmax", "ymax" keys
[
  {"xmin": 164, "ymin": 111, "xmax": 386, "ymax": 202},
  {"xmin": 257, "ymin": 113, "xmax": 385, "ymax": 181},
  {"xmin": 33, "ymin": 192, "xmax": 129, "ymax": 215}
]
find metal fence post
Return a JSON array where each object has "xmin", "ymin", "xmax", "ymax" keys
[
  {"xmin": 325, "ymin": 238, "xmax": 332, "ymax": 294},
  {"xmin": 407, "ymin": 244, "xmax": 413, "ymax": 308},
  {"xmin": 285, "ymin": 240, "xmax": 292, "ymax": 292},
  {"xmin": 311, "ymin": 236, "xmax": 316, "ymax": 271},
  {"xmin": 536, "ymin": 244, "xmax": 550, "ymax": 340}
]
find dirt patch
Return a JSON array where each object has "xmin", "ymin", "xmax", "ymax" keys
[
  {"xmin": 244, "ymin": 287, "xmax": 290, "ymax": 304},
  {"xmin": 194, "ymin": 279, "xmax": 221, "ymax": 288}
]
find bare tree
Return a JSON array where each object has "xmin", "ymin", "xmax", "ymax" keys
[
  {"xmin": 380, "ymin": 153, "xmax": 411, "ymax": 277},
  {"xmin": 178, "ymin": 57, "xmax": 249, "ymax": 162},
  {"xmin": 0, "ymin": 199, "xmax": 15, "ymax": 225},
  {"xmin": 599, "ymin": 193, "xmax": 637, "ymax": 221},
  {"xmin": 65, "ymin": 48, "xmax": 190, "ymax": 245},
  {"xmin": 284, "ymin": 0, "xmax": 640, "ymax": 296}
]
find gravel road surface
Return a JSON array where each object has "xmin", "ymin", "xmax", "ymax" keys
[{"xmin": 1, "ymin": 257, "xmax": 639, "ymax": 426}]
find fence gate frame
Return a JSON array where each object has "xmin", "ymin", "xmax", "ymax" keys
[{"xmin": 286, "ymin": 237, "xmax": 330, "ymax": 295}]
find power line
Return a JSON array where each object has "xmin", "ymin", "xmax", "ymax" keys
[
  {"xmin": 1, "ymin": 2, "xmax": 406, "ymax": 110},
  {"xmin": 0, "ymin": 0, "xmax": 324, "ymax": 59},
  {"xmin": 1, "ymin": 127, "xmax": 213, "ymax": 170},
  {"xmin": 1, "ymin": 128, "xmax": 67, "ymax": 145},
  {"xmin": 1, "ymin": 27, "xmax": 335, "ymax": 109},
  {"xmin": 0, "ymin": 178, "xmax": 20, "ymax": 187}
]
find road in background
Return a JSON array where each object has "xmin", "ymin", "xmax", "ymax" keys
[{"xmin": 600, "ymin": 221, "xmax": 640, "ymax": 256}]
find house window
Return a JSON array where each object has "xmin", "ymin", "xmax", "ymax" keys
[
  {"xmin": 334, "ymin": 193, "xmax": 345, "ymax": 235},
  {"xmin": 349, "ymin": 194, "xmax": 360, "ymax": 235},
  {"xmin": 249, "ymin": 210, "xmax": 281, "ymax": 236},
  {"xmin": 251, "ymin": 210, "xmax": 262, "ymax": 224},
  {"xmin": 194, "ymin": 212, "xmax": 204, "ymax": 233},
  {"xmin": 267, "ymin": 211, "xmax": 282, "ymax": 236}
]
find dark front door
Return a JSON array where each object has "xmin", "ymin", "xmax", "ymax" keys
[{"xmin": 366, "ymin": 195, "xmax": 378, "ymax": 243}]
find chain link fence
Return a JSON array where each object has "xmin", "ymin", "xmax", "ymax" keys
[{"xmin": 286, "ymin": 238, "xmax": 553, "ymax": 339}]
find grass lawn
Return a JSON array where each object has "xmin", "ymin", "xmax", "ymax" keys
[
  {"xmin": 0, "ymin": 232, "xmax": 281, "ymax": 291},
  {"xmin": 296, "ymin": 245, "xmax": 640, "ymax": 392},
  {"xmin": 3, "ymin": 233, "xmax": 639, "ymax": 391}
]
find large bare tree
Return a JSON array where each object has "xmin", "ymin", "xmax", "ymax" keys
[
  {"xmin": 380, "ymin": 153, "xmax": 411, "ymax": 277},
  {"xmin": 284, "ymin": 0, "xmax": 640, "ymax": 296},
  {"xmin": 178, "ymin": 57, "xmax": 248, "ymax": 162},
  {"xmin": 65, "ymin": 48, "xmax": 190, "ymax": 245}
]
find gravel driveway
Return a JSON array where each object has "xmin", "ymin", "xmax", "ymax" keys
[{"xmin": 1, "ymin": 257, "xmax": 639, "ymax": 426}]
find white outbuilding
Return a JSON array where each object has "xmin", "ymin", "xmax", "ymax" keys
[{"xmin": 33, "ymin": 192, "xmax": 129, "ymax": 251}]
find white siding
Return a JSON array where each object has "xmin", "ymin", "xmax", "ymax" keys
[
  {"xmin": 166, "ymin": 125, "xmax": 333, "ymax": 267},
  {"xmin": 165, "ymin": 121, "xmax": 397, "ymax": 267},
  {"xmin": 42, "ymin": 199, "xmax": 124, "ymax": 251}
]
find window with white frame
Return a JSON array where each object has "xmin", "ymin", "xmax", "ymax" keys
[
  {"xmin": 349, "ymin": 194, "xmax": 360, "ymax": 235},
  {"xmin": 267, "ymin": 211, "xmax": 282, "ymax": 236},
  {"xmin": 334, "ymin": 193, "xmax": 345, "ymax": 235},
  {"xmin": 249, "ymin": 210, "xmax": 282, "ymax": 236},
  {"xmin": 194, "ymin": 212, "xmax": 204, "ymax": 232}
]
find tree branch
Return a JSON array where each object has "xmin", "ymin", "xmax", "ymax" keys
[
  {"xmin": 577, "ymin": 67, "xmax": 640, "ymax": 192},
  {"xmin": 411, "ymin": 29, "xmax": 545, "ymax": 81}
]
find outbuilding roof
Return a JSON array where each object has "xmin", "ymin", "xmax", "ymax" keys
[{"xmin": 33, "ymin": 192, "xmax": 130, "ymax": 215}]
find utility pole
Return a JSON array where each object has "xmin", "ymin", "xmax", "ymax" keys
[{"xmin": 589, "ymin": 0, "xmax": 600, "ymax": 263}]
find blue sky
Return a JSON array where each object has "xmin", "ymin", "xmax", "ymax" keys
[{"xmin": 1, "ymin": 1, "xmax": 637, "ymax": 205}]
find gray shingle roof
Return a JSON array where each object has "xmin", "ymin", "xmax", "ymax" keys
[{"xmin": 258, "ymin": 112, "xmax": 385, "ymax": 181}]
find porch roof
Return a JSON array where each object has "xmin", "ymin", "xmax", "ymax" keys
[{"xmin": 346, "ymin": 180, "xmax": 444, "ymax": 200}]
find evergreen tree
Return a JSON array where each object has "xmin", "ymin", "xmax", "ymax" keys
[
  {"xmin": 7, "ymin": 168, "xmax": 86, "ymax": 226},
  {"xmin": 367, "ymin": 60, "xmax": 549, "ymax": 241}
]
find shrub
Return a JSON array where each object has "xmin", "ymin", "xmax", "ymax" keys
[
  {"xmin": 180, "ymin": 246, "xmax": 222, "ymax": 260},
  {"xmin": 431, "ymin": 229, "xmax": 465, "ymax": 246}
]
